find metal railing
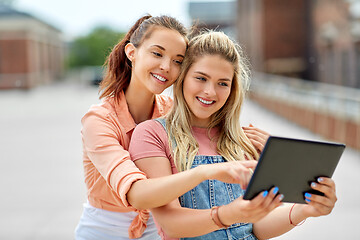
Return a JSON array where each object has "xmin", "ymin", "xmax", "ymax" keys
[{"xmin": 250, "ymin": 72, "xmax": 360, "ymax": 123}]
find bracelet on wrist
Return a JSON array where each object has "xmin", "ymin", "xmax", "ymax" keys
[
  {"xmin": 210, "ymin": 206, "xmax": 230, "ymax": 229},
  {"xmin": 289, "ymin": 203, "xmax": 306, "ymax": 226}
]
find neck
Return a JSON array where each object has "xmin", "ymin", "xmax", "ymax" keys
[
  {"xmin": 191, "ymin": 119, "xmax": 211, "ymax": 129},
  {"xmin": 125, "ymin": 81, "xmax": 155, "ymax": 124}
]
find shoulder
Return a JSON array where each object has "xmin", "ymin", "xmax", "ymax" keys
[
  {"xmin": 81, "ymin": 97, "xmax": 123, "ymax": 134},
  {"xmin": 83, "ymin": 97, "xmax": 115, "ymax": 120},
  {"xmin": 132, "ymin": 119, "xmax": 169, "ymax": 149},
  {"xmin": 134, "ymin": 119, "xmax": 165, "ymax": 136},
  {"xmin": 130, "ymin": 119, "xmax": 170, "ymax": 161}
]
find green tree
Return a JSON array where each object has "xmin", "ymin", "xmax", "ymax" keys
[
  {"xmin": 67, "ymin": 26, "xmax": 125, "ymax": 68},
  {"xmin": 0, "ymin": 0, "xmax": 16, "ymax": 6}
]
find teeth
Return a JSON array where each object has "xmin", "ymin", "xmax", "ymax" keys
[
  {"xmin": 152, "ymin": 73, "xmax": 167, "ymax": 82},
  {"xmin": 197, "ymin": 97, "xmax": 213, "ymax": 105}
]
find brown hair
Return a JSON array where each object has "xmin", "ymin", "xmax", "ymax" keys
[{"xmin": 99, "ymin": 15, "xmax": 187, "ymax": 100}]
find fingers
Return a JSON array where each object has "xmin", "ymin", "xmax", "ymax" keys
[
  {"xmin": 310, "ymin": 177, "xmax": 337, "ymax": 203},
  {"xmin": 207, "ymin": 161, "xmax": 254, "ymax": 186},
  {"xmin": 241, "ymin": 160, "xmax": 258, "ymax": 170},
  {"xmin": 244, "ymin": 134, "xmax": 265, "ymax": 152},
  {"xmin": 231, "ymin": 162, "xmax": 253, "ymax": 189},
  {"xmin": 262, "ymin": 187, "xmax": 284, "ymax": 208},
  {"xmin": 242, "ymin": 125, "xmax": 270, "ymax": 152},
  {"xmin": 243, "ymin": 131, "xmax": 268, "ymax": 144},
  {"xmin": 240, "ymin": 187, "xmax": 283, "ymax": 222},
  {"xmin": 249, "ymin": 187, "xmax": 284, "ymax": 209},
  {"xmin": 228, "ymin": 187, "xmax": 284, "ymax": 223},
  {"xmin": 304, "ymin": 177, "xmax": 337, "ymax": 216},
  {"xmin": 243, "ymin": 124, "xmax": 270, "ymax": 137},
  {"xmin": 316, "ymin": 177, "xmax": 336, "ymax": 190}
]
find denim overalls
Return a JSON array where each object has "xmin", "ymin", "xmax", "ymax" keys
[{"xmin": 156, "ymin": 119, "xmax": 257, "ymax": 240}]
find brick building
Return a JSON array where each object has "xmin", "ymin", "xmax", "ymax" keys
[
  {"xmin": 0, "ymin": 4, "xmax": 64, "ymax": 89},
  {"xmin": 236, "ymin": 0, "xmax": 360, "ymax": 149},
  {"xmin": 237, "ymin": 0, "xmax": 359, "ymax": 88}
]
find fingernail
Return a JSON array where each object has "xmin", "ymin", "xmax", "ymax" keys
[
  {"xmin": 318, "ymin": 177, "xmax": 324, "ymax": 182},
  {"xmin": 305, "ymin": 193, "xmax": 312, "ymax": 198},
  {"xmin": 305, "ymin": 198, "xmax": 311, "ymax": 203},
  {"xmin": 311, "ymin": 182, "xmax": 316, "ymax": 188},
  {"xmin": 279, "ymin": 194, "xmax": 284, "ymax": 201},
  {"xmin": 273, "ymin": 187, "xmax": 279, "ymax": 194},
  {"xmin": 263, "ymin": 191, "xmax": 268, "ymax": 197}
]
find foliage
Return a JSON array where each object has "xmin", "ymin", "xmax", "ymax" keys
[
  {"xmin": 67, "ymin": 26, "xmax": 125, "ymax": 68},
  {"xmin": 0, "ymin": 0, "xmax": 16, "ymax": 6}
]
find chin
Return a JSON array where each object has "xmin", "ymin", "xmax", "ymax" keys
[{"xmin": 152, "ymin": 88, "xmax": 166, "ymax": 95}]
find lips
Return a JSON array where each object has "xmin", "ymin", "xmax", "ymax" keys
[
  {"xmin": 196, "ymin": 97, "xmax": 214, "ymax": 105},
  {"xmin": 151, "ymin": 73, "xmax": 168, "ymax": 82}
]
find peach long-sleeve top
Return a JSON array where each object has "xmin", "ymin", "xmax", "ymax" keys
[{"xmin": 81, "ymin": 91, "xmax": 172, "ymax": 238}]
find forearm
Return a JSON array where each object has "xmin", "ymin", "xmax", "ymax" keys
[
  {"xmin": 152, "ymin": 205, "xmax": 220, "ymax": 238},
  {"xmin": 253, "ymin": 203, "xmax": 307, "ymax": 240},
  {"xmin": 127, "ymin": 166, "xmax": 207, "ymax": 210}
]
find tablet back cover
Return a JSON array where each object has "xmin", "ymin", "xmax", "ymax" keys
[{"xmin": 243, "ymin": 136, "xmax": 345, "ymax": 203}]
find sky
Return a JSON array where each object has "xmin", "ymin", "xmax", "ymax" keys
[
  {"xmin": 13, "ymin": 0, "xmax": 212, "ymax": 40},
  {"xmin": 12, "ymin": 0, "xmax": 360, "ymax": 41}
]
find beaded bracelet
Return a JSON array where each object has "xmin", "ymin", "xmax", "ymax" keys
[
  {"xmin": 289, "ymin": 203, "xmax": 306, "ymax": 226},
  {"xmin": 210, "ymin": 206, "xmax": 230, "ymax": 229}
]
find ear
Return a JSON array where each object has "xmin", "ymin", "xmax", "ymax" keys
[{"xmin": 124, "ymin": 43, "xmax": 136, "ymax": 62}]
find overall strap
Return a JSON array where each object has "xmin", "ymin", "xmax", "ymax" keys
[
  {"xmin": 154, "ymin": 118, "xmax": 166, "ymax": 131},
  {"xmin": 154, "ymin": 118, "xmax": 177, "ymax": 149}
]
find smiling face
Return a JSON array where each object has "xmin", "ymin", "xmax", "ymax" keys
[
  {"xmin": 127, "ymin": 27, "xmax": 187, "ymax": 95},
  {"xmin": 183, "ymin": 54, "xmax": 234, "ymax": 128}
]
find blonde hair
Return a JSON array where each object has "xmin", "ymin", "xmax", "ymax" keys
[{"xmin": 166, "ymin": 31, "xmax": 259, "ymax": 172}]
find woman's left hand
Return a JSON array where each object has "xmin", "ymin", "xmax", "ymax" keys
[
  {"xmin": 301, "ymin": 177, "xmax": 337, "ymax": 217},
  {"xmin": 242, "ymin": 124, "xmax": 270, "ymax": 153}
]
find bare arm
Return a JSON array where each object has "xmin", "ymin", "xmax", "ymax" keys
[
  {"xmin": 127, "ymin": 157, "xmax": 257, "ymax": 210},
  {"xmin": 151, "ymin": 187, "xmax": 283, "ymax": 238},
  {"xmin": 133, "ymin": 155, "xmax": 282, "ymax": 238},
  {"xmin": 132, "ymin": 155, "xmax": 220, "ymax": 236},
  {"xmin": 253, "ymin": 177, "xmax": 337, "ymax": 239},
  {"xmin": 151, "ymin": 200, "xmax": 218, "ymax": 238},
  {"xmin": 127, "ymin": 119, "xmax": 257, "ymax": 210}
]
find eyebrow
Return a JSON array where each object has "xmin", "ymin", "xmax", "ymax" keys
[
  {"xmin": 151, "ymin": 44, "xmax": 185, "ymax": 58},
  {"xmin": 194, "ymin": 71, "xmax": 232, "ymax": 81}
]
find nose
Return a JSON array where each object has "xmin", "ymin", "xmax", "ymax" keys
[
  {"xmin": 160, "ymin": 58, "xmax": 171, "ymax": 72},
  {"xmin": 204, "ymin": 82, "xmax": 216, "ymax": 96}
]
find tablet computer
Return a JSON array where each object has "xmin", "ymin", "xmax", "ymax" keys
[{"xmin": 243, "ymin": 136, "xmax": 345, "ymax": 204}]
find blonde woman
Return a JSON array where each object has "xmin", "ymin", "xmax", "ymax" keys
[{"xmin": 128, "ymin": 31, "xmax": 338, "ymax": 239}]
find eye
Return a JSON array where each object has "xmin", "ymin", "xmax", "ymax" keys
[
  {"xmin": 219, "ymin": 82, "xmax": 229, "ymax": 87},
  {"xmin": 174, "ymin": 59, "xmax": 183, "ymax": 65},
  {"xmin": 195, "ymin": 76, "xmax": 206, "ymax": 81},
  {"xmin": 152, "ymin": 51, "xmax": 162, "ymax": 57}
]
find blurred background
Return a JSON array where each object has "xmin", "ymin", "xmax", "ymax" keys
[{"xmin": 0, "ymin": 0, "xmax": 359, "ymax": 239}]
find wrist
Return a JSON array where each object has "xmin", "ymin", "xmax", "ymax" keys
[
  {"xmin": 194, "ymin": 165, "xmax": 210, "ymax": 182},
  {"xmin": 217, "ymin": 204, "xmax": 233, "ymax": 227},
  {"xmin": 289, "ymin": 203, "xmax": 308, "ymax": 226},
  {"xmin": 211, "ymin": 206, "xmax": 231, "ymax": 229}
]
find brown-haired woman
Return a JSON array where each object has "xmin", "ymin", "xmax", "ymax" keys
[{"xmin": 75, "ymin": 15, "xmax": 268, "ymax": 240}]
